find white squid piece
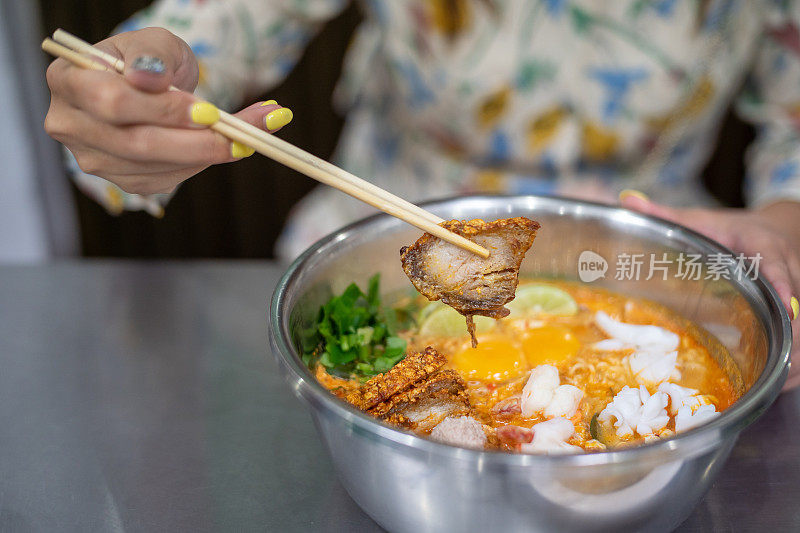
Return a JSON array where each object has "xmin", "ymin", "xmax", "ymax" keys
[
  {"xmin": 675, "ymin": 404, "xmax": 719, "ymax": 433},
  {"xmin": 628, "ymin": 350, "xmax": 681, "ymax": 384},
  {"xmin": 599, "ymin": 385, "xmax": 670, "ymax": 438},
  {"xmin": 521, "ymin": 365, "xmax": 584, "ymax": 419},
  {"xmin": 657, "ymin": 382, "xmax": 712, "ymax": 416},
  {"xmin": 594, "ymin": 311, "xmax": 680, "ymax": 351},
  {"xmin": 594, "ymin": 311, "xmax": 681, "ymax": 385},
  {"xmin": 520, "ymin": 417, "xmax": 581, "ymax": 455}
]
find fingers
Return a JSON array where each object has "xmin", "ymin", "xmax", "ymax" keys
[
  {"xmin": 45, "ymin": 96, "xmax": 298, "ymax": 184},
  {"xmin": 619, "ymin": 190, "xmax": 686, "ymax": 223},
  {"xmin": 53, "ymin": 104, "xmax": 235, "ymax": 168},
  {"xmin": 113, "ymin": 28, "xmax": 198, "ymax": 93},
  {"xmin": 92, "ymin": 122, "xmax": 236, "ymax": 166},
  {"xmin": 781, "ymin": 254, "xmax": 799, "ymax": 391},
  {"xmin": 618, "ymin": 189, "xmax": 651, "ymax": 207},
  {"xmin": 619, "ymin": 190, "xmax": 732, "ymax": 245},
  {"xmin": 782, "ymin": 317, "xmax": 800, "ymax": 391},
  {"xmin": 52, "ymin": 67, "xmax": 216, "ymax": 128},
  {"xmin": 617, "ymin": 193, "xmax": 800, "ymax": 390},
  {"xmin": 43, "ymin": 29, "xmax": 295, "ymax": 195},
  {"xmin": 220, "ymin": 100, "xmax": 295, "ymax": 157},
  {"xmin": 737, "ymin": 222, "xmax": 800, "ymax": 317},
  {"xmin": 619, "ymin": 190, "xmax": 691, "ymax": 224},
  {"xmin": 784, "ymin": 361, "xmax": 800, "ymax": 390},
  {"xmin": 66, "ymin": 146, "xmax": 203, "ymax": 176},
  {"xmin": 45, "ymin": 28, "xmax": 208, "ymax": 130},
  {"xmin": 42, "ymin": 29, "xmax": 300, "ymax": 198},
  {"xmin": 758, "ymin": 252, "xmax": 795, "ymax": 310},
  {"xmin": 784, "ymin": 252, "xmax": 800, "ymax": 319},
  {"xmin": 619, "ymin": 191, "xmax": 800, "ymax": 313},
  {"xmin": 232, "ymin": 100, "xmax": 294, "ymax": 132}
]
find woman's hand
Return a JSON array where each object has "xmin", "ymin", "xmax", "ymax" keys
[
  {"xmin": 620, "ymin": 191, "xmax": 800, "ymax": 390},
  {"xmin": 44, "ymin": 28, "xmax": 292, "ymax": 195}
]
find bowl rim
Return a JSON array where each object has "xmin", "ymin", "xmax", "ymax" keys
[{"xmin": 270, "ymin": 194, "xmax": 792, "ymax": 466}]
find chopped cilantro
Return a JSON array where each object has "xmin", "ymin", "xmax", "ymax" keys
[{"xmin": 301, "ymin": 274, "xmax": 409, "ymax": 378}]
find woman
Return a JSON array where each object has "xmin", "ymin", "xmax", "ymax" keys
[{"xmin": 44, "ymin": 1, "xmax": 799, "ymax": 385}]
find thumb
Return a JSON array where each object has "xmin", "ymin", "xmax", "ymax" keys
[
  {"xmin": 113, "ymin": 28, "xmax": 198, "ymax": 93},
  {"xmin": 619, "ymin": 190, "xmax": 681, "ymax": 221}
]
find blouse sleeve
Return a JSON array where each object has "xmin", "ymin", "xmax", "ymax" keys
[
  {"xmin": 70, "ymin": 0, "xmax": 349, "ymax": 217},
  {"xmin": 737, "ymin": 1, "xmax": 800, "ymax": 206}
]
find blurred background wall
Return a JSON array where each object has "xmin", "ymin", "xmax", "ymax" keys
[
  {"xmin": 1, "ymin": 0, "xmax": 79, "ymax": 262},
  {"xmin": 21, "ymin": 1, "xmax": 752, "ymax": 259}
]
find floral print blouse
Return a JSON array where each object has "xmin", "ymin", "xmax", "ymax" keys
[{"xmin": 71, "ymin": 0, "xmax": 800, "ymax": 260}]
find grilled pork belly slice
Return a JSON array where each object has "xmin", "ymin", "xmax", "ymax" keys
[
  {"xmin": 400, "ymin": 217, "xmax": 540, "ymax": 347},
  {"xmin": 345, "ymin": 346, "xmax": 446, "ymax": 410},
  {"xmin": 366, "ymin": 369, "xmax": 470, "ymax": 431},
  {"xmin": 343, "ymin": 347, "xmax": 473, "ymax": 432}
]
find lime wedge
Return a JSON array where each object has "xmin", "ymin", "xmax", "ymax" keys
[
  {"xmin": 506, "ymin": 284, "xmax": 578, "ymax": 318},
  {"xmin": 417, "ymin": 302, "xmax": 442, "ymax": 324},
  {"xmin": 417, "ymin": 304, "xmax": 495, "ymax": 337}
]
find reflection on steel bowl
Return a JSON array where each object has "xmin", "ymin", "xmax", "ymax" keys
[{"xmin": 269, "ymin": 195, "xmax": 791, "ymax": 533}]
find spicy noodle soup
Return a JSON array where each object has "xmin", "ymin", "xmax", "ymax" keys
[{"xmin": 310, "ymin": 279, "xmax": 742, "ymax": 453}]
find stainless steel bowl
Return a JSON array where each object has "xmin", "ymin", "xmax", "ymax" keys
[{"xmin": 269, "ymin": 195, "xmax": 791, "ymax": 533}]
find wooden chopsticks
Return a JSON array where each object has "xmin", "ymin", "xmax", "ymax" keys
[{"xmin": 42, "ymin": 30, "xmax": 490, "ymax": 258}]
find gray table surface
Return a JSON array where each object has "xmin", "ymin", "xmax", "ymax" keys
[{"xmin": 0, "ymin": 261, "xmax": 798, "ymax": 532}]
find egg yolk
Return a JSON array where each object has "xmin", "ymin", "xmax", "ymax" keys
[
  {"xmin": 522, "ymin": 326, "xmax": 580, "ymax": 366},
  {"xmin": 451, "ymin": 338, "xmax": 527, "ymax": 382}
]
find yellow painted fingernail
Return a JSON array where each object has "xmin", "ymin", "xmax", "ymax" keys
[
  {"xmin": 231, "ymin": 141, "xmax": 255, "ymax": 158},
  {"xmin": 619, "ymin": 189, "xmax": 650, "ymax": 202},
  {"xmin": 791, "ymin": 296, "xmax": 799, "ymax": 321},
  {"xmin": 190, "ymin": 102, "xmax": 220, "ymax": 125},
  {"xmin": 265, "ymin": 107, "xmax": 293, "ymax": 130},
  {"xmin": 260, "ymin": 100, "xmax": 278, "ymax": 106}
]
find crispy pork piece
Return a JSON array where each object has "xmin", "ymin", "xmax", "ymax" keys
[
  {"xmin": 341, "ymin": 346, "xmax": 474, "ymax": 432},
  {"xmin": 400, "ymin": 217, "xmax": 540, "ymax": 347},
  {"xmin": 345, "ymin": 347, "xmax": 446, "ymax": 410},
  {"xmin": 366, "ymin": 369, "xmax": 471, "ymax": 431}
]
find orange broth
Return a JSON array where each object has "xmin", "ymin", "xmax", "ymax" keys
[{"xmin": 404, "ymin": 281, "xmax": 740, "ymax": 450}]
